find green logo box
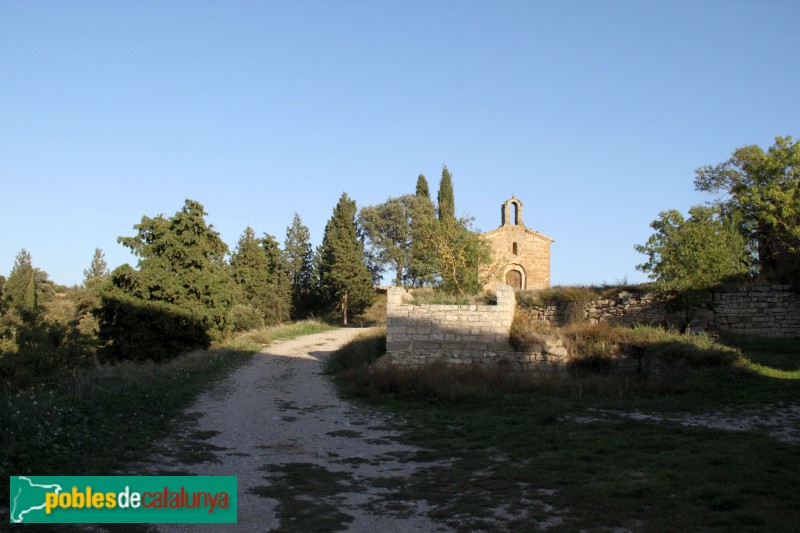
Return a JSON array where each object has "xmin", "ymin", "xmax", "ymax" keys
[{"xmin": 9, "ymin": 475, "xmax": 237, "ymax": 524}]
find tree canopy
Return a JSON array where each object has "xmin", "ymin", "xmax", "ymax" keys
[
  {"xmin": 83, "ymin": 248, "xmax": 109, "ymax": 289},
  {"xmin": 407, "ymin": 176, "xmax": 438, "ymax": 287},
  {"xmin": 437, "ymin": 164, "xmax": 455, "ymax": 222},
  {"xmin": 635, "ymin": 206, "xmax": 751, "ymax": 294},
  {"xmin": 416, "ymin": 215, "xmax": 491, "ymax": 295},
  {"xmin": 415, "ymin": 173, "xmax": 430, "ymax": 198},
  {"xmin": 318, "ymin": 193, "xmax": 375, "ymax": 324},
  {"xmin": 284, "ymin": 213, "xmax": 317, "ymax": 318},
  {"xmin": 358, "ymin": 195, "xmax": 416, "ymax": 286},
  {"xmin": 111, "ymin": 199, "xmax": 234, "ymax": 338},
  {"xmin": 229, "ymin": 227, "xmax": 291, "ymax": 328},
  {"xmin": 694, "ymin": 135, "xmax": 799, "ymax": 282}
]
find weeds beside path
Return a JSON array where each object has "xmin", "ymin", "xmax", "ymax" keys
[{"xmin": 0, "ymin": 321, "xmax": 332, "ymax": 523}]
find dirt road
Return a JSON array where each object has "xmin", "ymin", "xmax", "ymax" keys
[{"xmin": 148, "ymin": 328, "xmax": 448, "ymax": 532}]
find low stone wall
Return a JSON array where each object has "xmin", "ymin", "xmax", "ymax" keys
[
  {"xmin": 522, "ymin": 284, "xmax": 800, "ymax": 338},
  {"xmin": 713, "ymin": 285, "xmax": 800, "ymax": 338},
  {"xmin": 523, "ymin": 291, "xmax": 672, "ymax": 328},
  {"xmin": 382, "ymin": 283, "xmax": 800, "ymax": 372},
  {"xmin": 383, "ymin": 285, "xmax": 567, "ymax": 374}
]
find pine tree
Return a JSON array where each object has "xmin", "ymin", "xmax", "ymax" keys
[
  {"xmin": 437, "ymin": 164, "xmax": 455, "ymax": 222},
  {"xmin": 3, "ymin": 249, "xmax": 35, "ymax": 312},
  {"xmin": 83, "ymin": 248, "xmax": 109, "ymax": 289},
  {"xmin": 284, "ymin": 213, "xmax": 316, "ymax": 318},
  {"xmin": 318, "ymin": 193, "xmax": 375, "ymax": 325}
]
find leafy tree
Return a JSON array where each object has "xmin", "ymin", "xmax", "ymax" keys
[
  {"xmin": 358, "ymin": 195, "xmax": 416, "ymax": 286},
  {"xmin": 318, "ymin": 193, "xmax": 375, "ymax": 325},
  {"xmin": 417, "ymin": 215, "xmax": 492, "ymax": 295},
  {"xmin": 284, "ymin": 213, "xmax": 317, "ymax": 318},
  {"xmin": 114, "ymin": 199, "xmax": 234, "ymax": 336},
  {"xmin": 83, "ymin": 248, "xmax": 109, "ymax": 288},
  {"xmin": 437, "ymin": 164, "xmax": 455, "ymax": 222},
  {"xmin": 694, "ymin": 135, "xmax": 799, "ymax": 281},
  {"xmin": 635, "ymin": 205, "xmax": 751, "ymax": 294},
  {"xmin": 407, "ymin": 174, "xmax": 438, "ymax": 286}
]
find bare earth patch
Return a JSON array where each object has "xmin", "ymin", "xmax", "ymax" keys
[{"xmin": 140, "ymin": 328, "xmax": 451, "ymax": 532}]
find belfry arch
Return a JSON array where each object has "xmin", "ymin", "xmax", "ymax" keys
[{"xmin": 501, "ymin": 196, "xmax": 524, "ymax": 226}]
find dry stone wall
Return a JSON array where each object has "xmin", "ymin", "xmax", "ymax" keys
[
  {"xmin": 712, "ymin": 285, "xmax": 800, "ymax": 338},
  {"xmin": 383, "ymin": 285, "xmax": 567, "ymax": 374},
  {"xmin": 381, "ymin": 283, "xmax": 799, "ymax": 373},
  {"xmin": 525, "ymin": 284, "xmax": 800, "ymax": 338}
]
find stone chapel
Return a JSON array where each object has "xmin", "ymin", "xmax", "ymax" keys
[{"xmin": 481, "ymin": 196, "xmax": 554, "ymax": 290}]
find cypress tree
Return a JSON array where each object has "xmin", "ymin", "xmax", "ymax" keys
[
  {"xmin": 408, "ymin": 175, "xmax": 438, "ymax": 286},
  {"xmin": 317, "ymin": 193, "xmax": 375, "ymax": 325},
  {"xmin": 415, "ymin": 173, "xmax": 430, "ymax": 198},
  {"xmin": 229, "ymin": 228, "xmax": 291, "ymax": 327},
  {"xmin": 437, "ymin": 164, "xmax": 455, "ymax": 222},
  {"xmin": 260, "ymin": 233, "xmax": 292, "ymax": 324},
  {"xmin": 116, "ymin": 199, "xmax": 234, "ymax": 335},
  {"xmin": 284, "ymin": 213, "xmax": 316, "ymax": 318}
]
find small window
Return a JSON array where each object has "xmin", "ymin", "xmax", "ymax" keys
[{"xmin": 512, "ymin": 242, "xmax": 519, "ymax": 255}]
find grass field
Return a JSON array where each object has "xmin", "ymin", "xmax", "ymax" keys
[{"xmin": 327, "ymin": 329, "xmax": 800, "ymax": 532}]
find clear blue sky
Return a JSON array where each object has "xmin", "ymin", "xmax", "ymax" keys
[{"xmin": 1, "ymin": 1, "xmax": 798, "ymax": 287}]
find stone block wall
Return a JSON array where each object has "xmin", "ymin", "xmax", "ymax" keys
[
  {"xmin": 382, "ymin": 284, "xmax": 567, "ymax": 374},
  {"xmin": 713, "ymin": 284, "xmax": 800, "ymax": 337},
  {"xmin": 386, "ymin": 285, "xmax": 516, "ymax": 354},
  {"xmin": 381, "ymin": 283, "xmax": 800, "ymax": 373},
  {"xmin": 523, "ymin": 284, "xmax": 800, "ymax": 338}
]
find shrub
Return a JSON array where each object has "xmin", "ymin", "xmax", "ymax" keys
[
  {"xmin": 95, "ymin": 293, "xmax": 211, "ymax": 362},
  {"xmin": 560, "ymin": 323, "xmax": 743, "ymax": 368},
  {"xmin": 230, "ymin": 304, "xmax": 265, "ymax": 332},
  {"xmin": 515, "ymin": 286, "xmax": 598, "ymax": 325}
]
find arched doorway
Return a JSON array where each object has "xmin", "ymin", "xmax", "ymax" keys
[{"xmin": 505, "ymin": 269, "xmax": 523, "ymax": 289}]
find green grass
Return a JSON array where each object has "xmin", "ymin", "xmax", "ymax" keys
[
  {"xmin": 327, "ymin": 330, "xmax": 800, "ymax": 531},
  {"xmin": 224, "ymin": 319, "xmax": 334, "ymax": 349},
  {"xmin": 0, "ymin": 320, "xmax": 335, "ymax": 509}
]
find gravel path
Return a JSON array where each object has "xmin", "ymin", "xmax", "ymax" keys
[{"xmin": 146, "ymin": 328, "xmax": 449, "ymax": 532}]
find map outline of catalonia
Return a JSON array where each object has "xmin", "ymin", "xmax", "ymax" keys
[{"xmin": 10, "ymin": 476, "xmax": 63, "ymax": 523}]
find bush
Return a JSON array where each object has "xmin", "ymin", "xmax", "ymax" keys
[
  {"xmin": 560, "ymin": 323, "xmax": 743, "ymax": 368},
  {"xmin": 95, "ymin": 293, "xmax": 211, "ymax": 362},
  {"xmin": 0, "ymin": 310, "xmax": 97, "ymax": 390},
  {"xmin": 230, "ymin": 304, "xmax": 265, "ymax": 332},
  {"xmin": 516, "ymin": 286, "xmax": 598, "ymax": 325}
]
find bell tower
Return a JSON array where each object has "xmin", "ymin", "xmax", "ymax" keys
[{"xmin": 500, "ymin": 195, "xmax": 523, "ymax": 227}]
